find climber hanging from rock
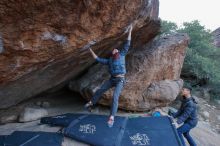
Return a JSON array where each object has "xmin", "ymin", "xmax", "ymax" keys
[{"xmin": 84, "ymin": 24, "xmax": 133, "ymax": 128}]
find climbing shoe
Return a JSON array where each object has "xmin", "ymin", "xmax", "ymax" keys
[{"xmin": 107, "ymin": 116, "xmax": 114, "ymax": 128}]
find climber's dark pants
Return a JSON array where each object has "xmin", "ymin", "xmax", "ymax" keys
[
  {"xmin": 91, "ymin": 77, "xmax": 125, "ymax": 116},
  {"xmin": 177, "ymin": 123, "xmax": 196, "ymax": 146}
]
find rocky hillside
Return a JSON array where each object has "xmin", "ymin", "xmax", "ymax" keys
[
  {"xmin": 213, "ymin": 27, "xmax": 220, "ymax": 47},
  {"xmin": 0, "ymin": 0, "xmax": 188, "ymax": 111}
]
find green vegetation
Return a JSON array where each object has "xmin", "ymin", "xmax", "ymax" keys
[{"xmin": 161, "ymin": 20, "xmax": 220, "ymax": 100}]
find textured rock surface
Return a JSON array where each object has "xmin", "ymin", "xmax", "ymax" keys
[
  {"xmin": 0, "ymin": 0, "xmax": 160, "ymax": 108},
  {"xmin": 0, "ymin": 114, "xmax": 18, "ymax": 124},
  {"xmin": 69, "ymin": 33, "xmax": 189, "ymax": 111},
  {"xmin": 213, "ymin": 27, "xmax": 220, "ymax": 47}
]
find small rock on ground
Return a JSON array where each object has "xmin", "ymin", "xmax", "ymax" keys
[{"xmin": 19, "ymin": 107, "xmax": 48, "ymax": 122}]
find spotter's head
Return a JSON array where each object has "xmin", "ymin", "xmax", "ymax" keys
[{"xmin": 181, "ymin": 87, "xmax": 192, "ymax": 97}]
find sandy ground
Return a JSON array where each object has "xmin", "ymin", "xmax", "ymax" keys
[
  {"xmin": 192, "ymin": 121, "xmax": 220, "ymax": 146},
  {"xmin": 0, "ymin": 90, "xmax": 219, "ymax": 146}
]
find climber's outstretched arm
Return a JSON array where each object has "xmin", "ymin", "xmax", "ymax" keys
[
  {"xmin": 89, "ymin": 48, "xmax": 98, "ymax": 59},
  {"xmin": 127, "ymin": 25, "xmax": 132, "ymax": 41},
  {"xmin": 89, "ymin": 48, "xmax": 109, "ymax": 65},
  {"xmin": 120, "ymin": 25, "xmax": 133, "ymax": 55}
]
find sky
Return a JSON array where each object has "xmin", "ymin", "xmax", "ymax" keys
[{"xmin": 159, "ymin": 0, "xmax": 220, "ymax": 31}]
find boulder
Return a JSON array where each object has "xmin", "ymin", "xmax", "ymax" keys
[
  {"xmin": 0, "ymin": 0, "xmax": 160, "ymax": 109},
  {"xmin": 69, "ymin": 33, "xmax": 189, "ymax": 111},
  {"xmin": 19, "ymin": 107, "xmax": 48, "ymax": 122}
]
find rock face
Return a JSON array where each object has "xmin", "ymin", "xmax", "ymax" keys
[
  {"xmin": 213, "ymin": 27, "xmax": 220, "ymax": 47},
  {"xmin": 0, "ymin": 114, "xmax": 18, "ymax": 124},
  {"xmin": 69, "ymin": 33, "xmax": 189, "ymax": 111},
  {"xmin": 0, "ymin": 0, "xmax": 160, "ymax": 109}
]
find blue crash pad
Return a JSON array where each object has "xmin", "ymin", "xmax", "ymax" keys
[
  {"xmin": 41, "ymin": 113, "xmax": 84, "ymax": 127},
  {"xmin": 64, "ymin": 114, "xmax": 127, "ymax": 146},
  {"xmin": 0, "ymin": 131, "xmax": 63, "ymax": 146},
  {"xmin": 121, "ymin": 116, "xmax": 182, "ymax": 146},
  {"xmin": 0, "ymin": 135, "xmax": 6, "ymax": 146},
  {"xmin": 41, "ymin": 113, "xmax": 183, "ymax": 146}
]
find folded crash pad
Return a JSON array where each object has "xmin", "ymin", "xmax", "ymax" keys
[{"xmin": 0, "ymin": 131, "xmax": 63, "ymax": 146}]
